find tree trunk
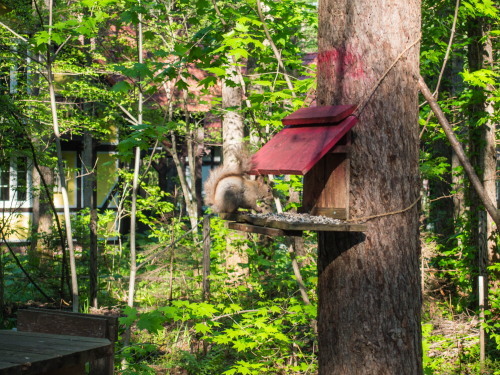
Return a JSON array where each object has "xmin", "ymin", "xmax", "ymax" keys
[
  {"xmin": 450, "ymin": 55, "xmax": 465, "ymax": 223},
  {"xmin": 482, "ymin": 29, "xmax": 497, "ymax": 265},
  {"xmin": 0, "ymin": 247, "xmax": 3, "ymax": 326},
  {"xmin": 47, "ymin": 0, "xmax": 79, "ymax": 310},
  {"xmin": 317, "ymin": 1, "xmax": 422, "ymax": 373},
  {"xmin": 202, "ymin": 216, "xmax": 211, "ymax": 301},
  {"xmin": 467, "ymin": 15, "xmax": 497, "ymax": 299},
  {"xmin": 221, "ymin": 62, "xmax": 249, "ymax": 275},
  {"xmin": 222, "ymin": 63, "xmax": 244, "ymax": 165},
  {"xmin": 30, "ymin": 162, "xmax": 53, "ymax": 262},
  {"xmin": 124, "ymin": 8, "xmax": 144, "ymax": 349},
  {"xmin": 83, "ymin": 132, "xmax": 98, "ymax": 308}
]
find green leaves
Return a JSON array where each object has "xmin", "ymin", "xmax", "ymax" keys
[
  {"xmin": 420, "ymin": 153, "xmax": 451, "ymax": 181},
  {"xmin": 461, "ymin": 69, "xmax": 498, "ymax": 88},
  {"xmin": 111, "ymin": 80, "xmax": 132, "ymax": 93},
  {"xmin": 461, "ymin": 0, "xmax": 499, "ymax": 18},
  {"xmin": 205, "ymin": 67, "xmax": 226, "ymax": 77},
  {"xmin": 223, "ymin": 361, "xmax": 266, "ymax": 375},
  {"xmin": 120, "ymin": 306, "xmax": 139, "ymax": 327},
  {"xmin": 136, "ymin": 310, "xmax": 166, "ymax": 333},
  {"xmin": 114, "ymin": 63, "xmax": 154, "ymax": 80}
]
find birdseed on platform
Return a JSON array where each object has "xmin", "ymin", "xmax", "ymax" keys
[{"xmin": 247, "ymin": 212, "xmax": 345, "ymax": 225}]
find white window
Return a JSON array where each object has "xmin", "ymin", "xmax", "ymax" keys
[
  {"xmin": 0, "ymin": 162, "xmax": 10, "ymax": 201},
  {"xmin": 0, "ymin": 157, "xmax": 31, "ymax": 208}
]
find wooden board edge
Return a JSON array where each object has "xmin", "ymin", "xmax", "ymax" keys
[
  {"xmin": 220, "ymin": 213, "xmax": 366, "ymax": 232},
  {"xmin": 227, "ymin": 222, "xmax": 286, "ymax": 236},
  {"xmin": 282, "ymin": 105, "xmax": 357, "ymax": 126}
]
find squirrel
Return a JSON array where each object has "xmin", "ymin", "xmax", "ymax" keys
[{"xmin": 204, "ymin": 153, "xmax": 273, "ymax": 214}]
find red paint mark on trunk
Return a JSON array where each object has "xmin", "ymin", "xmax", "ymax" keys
[{"xmin": 318, "ymin": 47, "xmax": 364, "ymax": 81}]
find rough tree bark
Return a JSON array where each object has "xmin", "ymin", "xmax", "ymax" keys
[
  {"xmin": 317, "ymin": 1, "xmax": 422, "ymax": 373},
  {"xmin": 222, "ymin": 63, "xmax": 244, "ymax": 165},
  {"xmin": 30, "ymin": 163, "xmax": 53, "ymax": 261},
  {"xmin": 221, "ymin": 61, "xmax": 249, "ymax": 275}
]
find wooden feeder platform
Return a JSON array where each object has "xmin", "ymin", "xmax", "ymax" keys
[
  {"xmin": 217, "ymin": 105, "xmax": 366, "ymax": 237},
  {"xmin": 220, "ymin": 213, "xmax": 366, "ymax": 237}
]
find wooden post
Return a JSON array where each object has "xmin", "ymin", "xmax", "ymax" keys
[
  {"xmin": 479, "ymin": 275, "xmax": 485, "ymax": 370},
  {"xmin": 202, "ymin": 216, "xmax": 211, "ymax": 301}
]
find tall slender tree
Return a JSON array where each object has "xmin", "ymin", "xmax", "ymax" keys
[
  {"xmin": 316, "ymin": 0, "xmax": 422, "ymax": 373},
  {"xmin": 466, "ymin": 11, "xmax": 497, "ymax": 301},
  {"xmin": 45, "ymin": 0, "xmax": 79, "ymax": 311}
]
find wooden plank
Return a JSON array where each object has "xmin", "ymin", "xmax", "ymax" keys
[
  {"xmin": 28, "ymin": 307, "xmax": 118, "ymax": 342},
  {"xmin": 301, "ymin": 207, "xmax": 347, "ymax": 219},
  {"xmin": 302, "ymin": 153, "xmax": 348, "ymax": 219},
  {"xmin": 18, "ymin": 310, "xmax": 108, "ymax": 339},
  {"xmin": 249, "ymin": 116, "xmax": 357, "ymax": 175},
  {"xmin": 17, "ymin": 309, "xmax": 117, "ymax": 375},
  {"xmin": 227, "ymin": 222, "xmax": 302, "ymax": 237},
  {"xmin": 282, "ymin": 105, "xmax": 356, "ymax": 126},
  {"xmin": 0, "ymin": 330, "xmax": 112, "ymax": 375},
  {"xmin": 18, "ymin": 309, "xmax": 118, "ymax": 341},
  {"xmin": 0, "ymin": 332, "xmax": 112, "ymax": 356},
  {"xmin": 263, "ymin": 218, "xmax": 365, "ymax": 232},
  {"xmin": 228, "ymin": 222, "xmax": 286, "ymax": 236},
  {"xmin": 220, "ymin": 213, "xmax": 366, "ymax": 232}
]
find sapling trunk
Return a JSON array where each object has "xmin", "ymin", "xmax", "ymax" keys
[{"xmin": 47, "ymin": 0, "xmax": 78, "ymax": 312}]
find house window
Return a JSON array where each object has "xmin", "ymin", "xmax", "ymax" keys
[
  {"xmin": 0, "ymin": 162, "xmax": 9, "ymax": 201},
  {"xmin": 0, "ymin": 157, "xmax": 31, "ymax": 205},
  {"xmin": 16, "ymin": 157, "xmax": 28, "ymax": 202}
]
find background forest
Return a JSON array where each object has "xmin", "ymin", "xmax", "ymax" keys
[{"xmin": 0, "ymin": 0, "xmax": 498, "ymax": 374}]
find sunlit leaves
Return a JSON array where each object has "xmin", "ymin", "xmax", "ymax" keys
[
  {"xmin": 461, "ymin": 0, "xmax": 498, "ymax": 18},
  {"xmin": 461, "ymin": 69, "xmax": 498, "ymax": 88}
]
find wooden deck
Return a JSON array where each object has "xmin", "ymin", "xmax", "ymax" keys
[{"xmin": 0, "ymin": 330, "xmax": 113, "ymax": 374}]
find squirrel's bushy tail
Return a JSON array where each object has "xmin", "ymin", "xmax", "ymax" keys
[{"xmin": 204, "ymin": 152, "xmax": 254, "ymax": 207}]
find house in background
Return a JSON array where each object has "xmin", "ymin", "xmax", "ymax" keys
[
  {"xmin": 0, "ymin": 40, "xmax": 121, "ymax": 243},
  {"xmin": 0, "ymin": 48, "xmax": 222, "ymax": 246},
  {"xmin": 0, "ymin": 134, "xmax": 120, "ymax": 244}
]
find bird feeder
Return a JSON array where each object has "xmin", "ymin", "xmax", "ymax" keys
[{"xmin": 221, "ymin": 105, "xmax": 366, "ymax": 236}]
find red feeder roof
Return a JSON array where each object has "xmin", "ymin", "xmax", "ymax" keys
[
  {"xmin": 281, "ymin": 104, "xmax": 355, "ymax": 126},
  {"xmin": 250, "ymin": 105, "xmax": 357, "ymax": 175}
]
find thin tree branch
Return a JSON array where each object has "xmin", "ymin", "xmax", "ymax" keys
[
  {"xmin": 420, "ymin": 0, "xmax": 460, "ymax": 139},
  {"xmin": 433, "ymin": 0, "xmax": 460, "ymax": 97},
  {"xmin": 118, "ymin": 103, "xmax": 139, "ymax": 125},
  {"xmin": 355, "ymin": 36, "xmax": 421, "ymax": 117},
  {"xmin": 418, "ymin": 75, "xmax": 500, "ymax": 226},
  {"xmin": 255, "ymin": 0, "xmax": 295, "ymax": 96},
  {"xmin": 0, "ymin": 229, "xmax": 55, "ymax": 303},
  {"xmin": 0, "ymin": 21, "xmax": 29, "ymax": 42},
  {"xmin": 287, "ymin": 243, "xmax": 311, "ymax": 305},
  {"xmin": 348, "ymin": 196, "xmax": 421, "ymax": 223},
  {"xmin": 136, "ymin": 220, "xmax": 200, "ymax": 271},
  {"xmin": 54, "ymin": 35, "xmax": 73, "ymax": 57}
]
